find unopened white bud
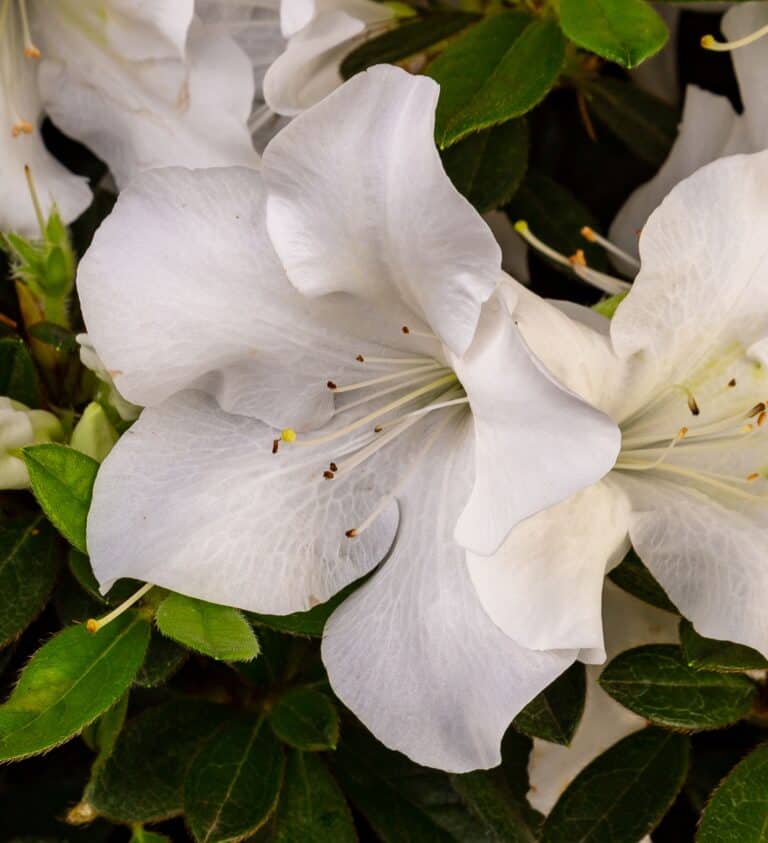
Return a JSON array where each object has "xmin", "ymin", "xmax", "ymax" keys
[{"xmin": 0, "ymin": 397, "xmax": 62, "ymax": 489}]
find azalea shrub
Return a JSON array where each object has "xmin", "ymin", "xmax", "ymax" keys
[{"xmin": 3, "ymin": 1, "xmax": 768, "ymax": 842}]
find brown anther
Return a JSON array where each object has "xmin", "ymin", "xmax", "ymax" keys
[
  {"xmin": 580, "ymin": 226, "xmax": 596, "ymax": 242},
  {"xmin": 326, "ymin": 380, "xmax": 337, "ymax": 390},
  {"xmin": 728, "ymin": 378, "xmax": 737, "ymax": 388},
  {"xmin": 272, "ymin": 439, "xmax": 279, "ymax": 454},
  {"xmin": 374, "ymin": 425, "xmax": 383, "ymax": 433},
  {"xmin": 687, "ymin": 395, "xmax": 700, "ymax": 416},
  {"xmin": 24, "ymin": 45, "xmax": 41, "ymax": 59},
  {"xmin": 11, "ymin": 120, "xmax": 33, "ymax": 137},
  {"xmin": 748, "ymin": 402, "xmax": 766, "ymax": 418},
  {"xmin": 759, "ymin": 412, "xmax": 767, "ymax": 428},
  {"xmin": 678, "ymin": 426, "xmax": 688, "ymax": 439},
  {"xmin": 329, "ymin": 462, "xmax": 338, "ymax": 472},
  {"xmin": 323, "ymin": 470, "xmax": 335, "ymax": 480},
  {"xmin": 401, "ymin": 325, "xmax": 410, "ymax": 334},
  {"xmin": 345, "ymin": 528, "xmax": 358, "ymax": 538},
  {"xmin": 747, "ymin": 472, "xmax": 761, "ymax": 482},
  {"xmin": 356, "ymin": 354, "xmax": 365, "ymax": 362},
  {"xmin": 568, "ymin": 249, "xmax": 587, "ymax": 267}
]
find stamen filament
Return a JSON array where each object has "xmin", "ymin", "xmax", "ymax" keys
[
  {"xmin": 331, "ymin": 363, "xmax": 443, "ymax": 394},
  {"xmin": 581, "ymin": 226, "xmax": 640, "ymax": 269},
  {"xmin": 336, "ymin": 369, "xmax": 446, "ymax": 415},
  {"xmin": 24, "ymin": 165, "xmax": 45, "ymax": 236},
  {"xmin": 355, "ymin": 355, "xmax": 436, "ymax": 366},
  {"xmin": 86, "ymin": 582, "xmax": 154, "ymax": 633},
  {"xmin": 702, "ymin": 25, "xmax": 768, "ymax": 52},
  {"xmin": 614, "ymin": 461, "xmax": 768, "ymax": 501},
  {"xmin": 18, "ymin": 0, "xmax": 39, "ymax": 58},
  {"xmin": 376, "ymin": 393, "xmax": 468, "ymax": 429}
]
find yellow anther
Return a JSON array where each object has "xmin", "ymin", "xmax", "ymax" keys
[
  {"xmin": 569, "ymin": 249, "xmax": 587, "ymax": 267},
  {"xmin": 86, "ymin": 618, "xmax": 98, "ymax": 634},
  {"xmin": 702, "ymin": 24, "xmax": 768, "ymax": 52},
  {"xmin": 11, "ymin": 120, "xmax": 33, "ymax": 137},
  {"xmin": 24, "ymin": 45, "xmax": 40, "ymax": 59},
  {"xmin": 747, "ymin": 472, "xmax": 761, "ymax": 483},
  {"xmin": 741, "ymin": 423, "xmax": 754, "ymax": 434},
  {"xmin": 514, "ymin": 219, "xmax": 529, "ymax": 234},
  {"xmin": 581, "ymin": 226, "xmax": 596, "ymax": 242},
  {"xmin": 281, "ymin": 428, "xmax": 297, "ymax": 443},
  {"xmin": 678, "ymin": 426, "xmax": 688, "ymax": 439}
]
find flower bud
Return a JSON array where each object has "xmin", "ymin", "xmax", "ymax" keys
[
  {"xmin": 0, "ymin": 397, "xmax": 62, "ymax": 489},
  {"xmin": 71, "ymin": 402, "xmax": 119, "ymax": 462}
]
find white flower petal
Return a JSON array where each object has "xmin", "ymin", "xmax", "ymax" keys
[
  {"xmin": 453, "ymin": 292, "xmax": 621, "ymax": 555},
  {"xmin": 610, "ymin": 85, "xmax": 744, "ymax": 267},
  {"xmin": 468, "ymin": 479, "xmax": 631, "ymax": 652},
  {"xmin": 99, "ymin": 0, "xmax": 194, "ymax": 60},
  {"xmin": 87, "ymin": 390, "xmax": 430, "ymax": 612},
  {"xmin": 38, "ymin": 9, "xmax": 257, "ymax": 188},
  {"xmin": 322, "ymin": 414, "xmax": 575, "ymax": 772},
  {"xmin": 528, "ymin": 582, "xmax": 678, "ymax": 815},
  {"xmin": 262, "ymin": 65, "xmax": 502, "ymax": 356},
  {"xmin": 281, "ymin": 0, "xmax": 317, "ymax": 36},
  {"xmin": 624, "ymin": 476, "xmax": 768, "ymax": 656}
]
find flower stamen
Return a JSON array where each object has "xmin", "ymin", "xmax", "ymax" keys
[
  {"xmin": 581, "ymin": 225, "xmax": 641, "ymax": 268},
  {"xmin": 702, "ymin": 24, "xmax": 768, "ymax": 52},
  {"xmin": 86, "ymin": 582, "xmax": 154, "ymax": 633}
]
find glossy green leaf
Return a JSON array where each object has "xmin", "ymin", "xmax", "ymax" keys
[
  {"xmin": 680, "ymin": 619, "xmax": 768, "ymax": 673},
  {"xmin": 184, "ymin": 716, "xmax": 284, "ymax": 843},
  {"xmin": 584, "ymin": 77, "xmax": 679, "ymax": 168},
  {"xmin": 22, "ymin": 444, "xmax": 99, "ymax": 553},
  {"xmin": 559, "ymin": 0, "xmax": 668, "ymax": 68},
  {"xmin": 273, "ymin": 751, "xmax": 356, "ymax": 842},
  {"xmin": 0, "ymin": 611, "xmax": 150, "ymax": 760},
  {"xmin": 442, "ymin": 119, "xmax": 528, "ymax": 212},
  {"xmin": 0, "ymin": 337, "xmax": 39, "ymax": 407},
  {"xmin": 428, "ymin": 12, "xmax": 565, "ymax": 147},
  {"xmin": 698, "ymin": 744, "xmax": 768, "ymax": 842},
  {"xmin": 0, "ymin": 514, "xmax": 60, "ymax": 646},
  {"xmin": 341, "ymin": 11, "xmax": 480, "ymax": 78},
  {"xmin": 600, "ymin": 645, "xmax": 757, "ymax": 730},
  {"xmin": 269, "ymin": 687, "xmax": 339, "ymax": 751},
  {"xmin": 133, "ymin": 630, "xmax": 187, "ymax": 687},
  {"xmin": 332, "ymin": 721, "xmax": 489, "ymax": 841},
  {"xmin": 514, "ymin": 662, "xmax": 586, "ymax": 746},
  {"xmin": 541, "ymin": 727, "xmax": 689, "ymax": 842},
  {"xmin": 89, "ymin": 699, "xmax": 229, "ymax": 823},
  {"xmin": 451, "ymin": 769, "xmax": 537, "ymax": 842},
  {"xmin": 155, "ymin": 592, "xmax": 259, "ymax": 662},
  {"xmin": 608, "ymin": 548, "xmax": 677, "ymax": 613}
]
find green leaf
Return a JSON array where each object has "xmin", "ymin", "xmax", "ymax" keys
[
  {"xmin": 584, "ymin": 76, "xmax": 679, "ymax": 168},
  {"xmin": 505, "ymin": 169, "xmax": 609, "ymax": 274},
  {"xmin": 541, "ymin": 727, "xmax": 689, "ymax": 843},
  {"xmin": 332, "ymin": 721, "xmax": 489, "ymax": 841},
  {"xmin": 133, "ymin": 630, "xmax": 187, "ymax": 687},
  {"xmin": 559, "ymin": 0, "xmax": 668, "ymax": 69},
  {"xmin": 184, "ymin": 716, "xmax": 284, "ymax": 843},
  {"xmin": 273, "ymin": 751, "xmax": 356, "ymax": 843},
  {"xmin": 698, "ymin": 744, "xmax": 768, "ymax": 842},
  {"xmin": 514, "ymin": 662, "xmax": 586, "ymax": 746},
  {"xmin": 89, "ymin": 699, "xmax": 229, "ymax": 823},
  {"xmin": 0, "ymin": 337, "xmax": 39, "ymax": 407},
  {"xmin": 131, "ymin": 830, "xmax": 172, "ymax": 843},
  {"xmin": 600, "ymin": 645, "xmax": 757, "ymax": 730},
  {"xmin": 341, "ymin": 11, "xmax": 480, "ymax": 78},
  {"xmin": 680, "ymin": 619, "xmax": 768, "ymax": 674},
  {"xmin": 608, "ymin": 548, "xmax": 678, "ymax": 613},
  {"xmin": 451, "ymin": 769, "xmax": 537, "ymax": 842},
  {"xmin": 91, "ymin": 692, "xmax": 129, "ymax": 760},
  {"xmin": 155, "ymin": 592, "xmax": 259, "ymax": 662},
  {"xmin": 0, "ymin": 515, "xmax": 60, "ymax": 646},
  {"xmin": 441, "ymin": 119, "xmax": 528, "ymax": 212},
  {"xmin": 269, "ymin": 687, "xmax": 339, "ymax": 751},
  {"xmin": 428, "ymin": 12, "xmax": 565, "ymax": 147},
  {"xmin": 22, "ymin": 444, "xmax": 99, "ymax": 553},
  {"xmin": 0, "ymin": 611, "xmax": 150, "ymax": 760}
]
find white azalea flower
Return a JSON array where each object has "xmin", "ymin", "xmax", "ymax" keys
[
  {"xmin": 1, "ymin": 0, "xmax": 259, "ymax": 235},
  {"xmin": 480, "ymin": 149, "xmax": 768, "ymax": 663},
  {"xmin": 612, "ymin": 1, "xmax": 766, "ymax": 262},
  {"xmin": 0, "ymin": 396, "xmax": 61, "ymax": 489},
  {"xmin": 77, "ymin": 66, "xmax": 620, "ymax": 771},
  {"xmin": 527, "ymin": 582, "xmax": 678, "ymax": 816}
]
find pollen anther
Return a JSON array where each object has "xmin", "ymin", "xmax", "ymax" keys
[{"xmin": 281, "ymin": 428, "xmax": 297, "ymax": 443}]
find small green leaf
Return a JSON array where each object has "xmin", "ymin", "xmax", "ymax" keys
[
  {"xmin": 0, "ymin": 337, "xmax": 39, "ymax": 407},
  {"xmin": 584, "ymin": 76, "xmax": 679, "ymax": 168},
  {"xmin": 155, "ymin": 592, "xmax": 259, "ymax": 662},
  {"xmin": 341, "ymin": 11, "xmax": 480, "ymax": 78},
  {"xmin": 514, "ymin": 662, "xmax": 586, "ymax": 746},
  {"xmin": 429, "ymin": 12, "xmax": 565, "ymax": 147},
  {"xmin": 442, "ymin": 119, "xmax": 529, "ymax": 212},
  {"xmin": 600, "ymin": 645, "xmax": 757, "ymax": 730},
  {"xmin": 451, "ymin": 769, "xmax": 537, "ymax": 842},
  {"xmin": 273, "ymin": 751, "xmax": 356, "ymax": 842},
  {"xmin": 22, "ymin": 444, "xmax": 99, "ymax": 553},
  {"xmin": 89, "ymin": 700, "xmax": 229, "ymax": 823},
  {"xmin": 0, "ymin": 611, "xmax": 150, "ymax": 760},
  {"xmin": 608, "ymin": 548, "xmax": 678, "ymax": 613},
  {"xmin": 269, "ymin": 687, "xmax": 339, "ymax": 751},
  {"xmin": 0, "ymin": 515, "xmax": 60, "ymax": 646},
  {"xmin": 133, "ymin": 631, "xmax": 188, "ymax": 688},
  {"xmin": 698, "ymin": 744, "xmax": 768, "ymax": 842},
  {"xmin": 559, "ymin": 0, "xmax": 668, "ymax": 68},
  {"xmin": 680, "ymin": 619, "xmax": 768, "ymax": 673},
  {"xmin": 541, "ymin": 727, "xmax": 689, "ymax": 842},
  {"xmin": 184, "ymin": 716, "xmax": 284, "ymax": 843}
]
